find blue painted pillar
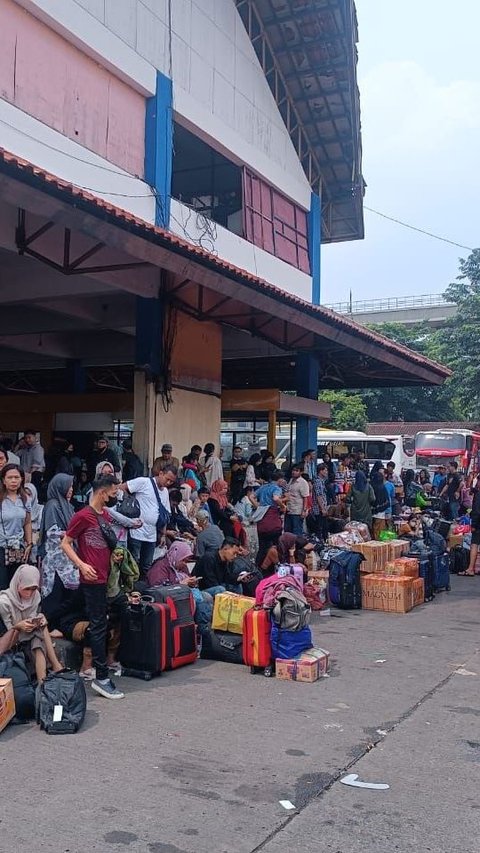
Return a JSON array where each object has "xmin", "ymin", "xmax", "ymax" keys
[
  {"xmin": 295, "ymin": 353, "xmax": 319, "ymax": 459},
  {"xmin": 145, "ymin": 71, "xmax": 173, "ymax": 228},
  {"xmin": 66, "ymin": 359, "xmax": 86, "ymax": 393},
  {"xmin": 135, "ymin": 295, "xmax": 163, "ymax": 378},
  {"xmin": 308, "ymin": 190, "xmax": 321, "ymax": 305}
]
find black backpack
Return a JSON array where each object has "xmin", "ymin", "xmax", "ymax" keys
[
  {"xmin": 449, "ymin": 545, "xmax": 470, "ymax": 574},
  {"xmin": 36, "ymin": 670, "xmax": 86, "ymax": 734},
  {"xmin": 0, "ymin": 650, "xmax": 35, "ymax": 720}
]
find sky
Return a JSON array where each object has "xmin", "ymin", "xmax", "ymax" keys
[{"xmin": 321, "ymin": 0, "xmax": 480, "ymax": 305}]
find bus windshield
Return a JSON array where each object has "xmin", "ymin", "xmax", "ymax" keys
[{"xmin": 415, "ymin": 433, "xmax": 467, "ymax": 453}]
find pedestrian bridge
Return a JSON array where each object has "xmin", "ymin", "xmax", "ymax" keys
[{"xmin": 324, "ymin": 294, "xmax": 456, "ymax": 327}]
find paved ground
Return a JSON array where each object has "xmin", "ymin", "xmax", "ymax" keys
[{"xmin": 1, "ymin": 575, "xmax": 479, "ymax": 853}]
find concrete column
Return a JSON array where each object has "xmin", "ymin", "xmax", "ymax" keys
[
  {"xmin": 308, "ymin": 190, "xmax": 321, "ymax": 305},
  {"xmin": 295, "ymin": 353, "xmax": 319, "ymax": 458},
  {"xmin": 268, "ymin": 409, "xmax": 277, "ymax": 454}
]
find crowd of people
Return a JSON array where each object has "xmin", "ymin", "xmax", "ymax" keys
[{"xmin": 0, "ymin": 431, "xmax": 478, "ymax": 704}]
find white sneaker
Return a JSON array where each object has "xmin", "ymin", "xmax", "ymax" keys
[
  {"xmin": 91, "ymin": 678, "xmax": 125, "ymax": 700},
  {"xmin": 80, "ymin": 667, "xmax": 96, "ymax": 681}
]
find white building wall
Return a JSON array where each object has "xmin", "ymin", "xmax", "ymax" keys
[
  {"xmin": 10, "ymin": 0, "xmax": 314, "ymax": 300},
  {"xmin": 170, "ymin": 199, "xmax": 312, "ymax": 303},
  {"xmin": 73, "ymin": 0, "xmax": 311, "ymax": 209}
]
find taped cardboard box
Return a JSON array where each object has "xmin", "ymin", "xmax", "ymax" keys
[
  {"xmin": 212, "ymin": 592, "xmax": 255, "ymax": 635},
  {"xmin": 386, "ymin": 539, "xmax": 410, "ymax": 561},
  {"xmin": 383, "ymin": 557, "xmax": 419, "ymax": 579},
  {"xmin": 0, "ymin": 678, "xmax": 15, "ymax": 734},
  {"xmin": 276, "ymin": 647, "xmax": 330, "ymax": 683},
  {"xmin": 410, "ymin": 577, "xmax": 425, "ymax": 608},
  {"xmin": 307, "ymin": 570, "xmax": 330, "ymax": 581},
  {"xmin": 351, "ymin": 541, "xmax": 389, "ymax": 573},
  {"xmin": 361, "ymin": 574, "xmax": 413, "ymax": 613}
]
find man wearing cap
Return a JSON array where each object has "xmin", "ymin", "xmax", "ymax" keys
[
  {"xmin": 152, "ymin": 444, "xmax": 180, "ymax": 474},
  {"xmin": 87, "ymin": 435, "xmax": 121, "ymax": 481}
]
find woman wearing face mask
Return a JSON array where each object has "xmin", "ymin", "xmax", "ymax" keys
[
  {"xmin": 0, "ymin": 464, "xmax": 32, "ymax": 590},
  {"xmin": 0, "ymin": 564, "xmax": 63, "ymax": 681}
]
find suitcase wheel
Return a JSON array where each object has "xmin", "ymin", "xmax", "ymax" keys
[{"xmin": 263, "ymin": 665, "xmax": 273, "ymax": 678}]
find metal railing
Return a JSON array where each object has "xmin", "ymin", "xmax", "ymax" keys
[{"xmin": 324, "ymin": 293, "xmax": 454, "ymax": 314}]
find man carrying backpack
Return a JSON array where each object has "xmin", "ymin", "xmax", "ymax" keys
[{"xmin": 119, "ymin": 466, "xmax": 177, "ymax": 578}]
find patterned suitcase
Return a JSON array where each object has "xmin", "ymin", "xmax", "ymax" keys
[
  {"xmin": 146, "ymin": 586, "xmax": 197, "ymax": 669},
  {"xmin": 119, "ymin": 600, "xmax": 171, "ymax": 680},
  {"xmin": 242, "ymin": 608, "xmax": 273, "ymax": 675}
]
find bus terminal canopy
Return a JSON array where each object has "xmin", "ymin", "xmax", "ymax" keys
[{"xmin": 0, "ymin": 148, "xmax": 451, "ymax": 391}]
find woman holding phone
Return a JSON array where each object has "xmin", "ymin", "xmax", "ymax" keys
[{"xmin": 0, "ymin": 564, "xmax": 63, "ymax": 681}]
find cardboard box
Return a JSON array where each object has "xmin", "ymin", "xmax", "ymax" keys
[
  {"xmin": 275, "ymin": 647, "xmax": 330, "ymax": 683},
  {"xmin": 393, "ymin": 557, "xmax": 419, "ymax": 579},
  {"xmin": 410, "ymin": 577, "xmax": 425, "ymax": 608},
  {"xmin": 351, "ymin": 541, "xmax": 389, "ymax": 573},
  {"xmin": 387, "ymin": 539, "xmax": 410, "ymax": 561},
  {"xmin": 361, "ymin": 574, "xmax": 413, "ymax": 613},
  {"xmin": 0, "ymin": 678, "xmax": 15, "ymax": 734},
  {"xmin": 448, "ymin": 534, "xmax": 464, "ymax": 549},
  {"xmin": 212, "ymin": 592, "xmax": 255, "ymax": 635},
  {"xmin": 307, "ymin": 570, "xmax": 329, "ymax": 581}
]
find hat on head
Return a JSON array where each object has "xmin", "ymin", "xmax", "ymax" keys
[{"xmin": 162, "ymin": 443, "xmax": 172, "ymax": 452}]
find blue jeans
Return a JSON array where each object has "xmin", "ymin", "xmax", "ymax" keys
[
  {"xmin": 192, "ymin": 589, "xmax": 213, "ymax": 637},
  {"xmin": 128, "ymin": 538, "xmax": 155, "ymax": 577},
  {"xmin": 284, "ymin": 514, "xmax": 304, "ymax": 536},
  {"xmin": 449, "ymin": 501, "xmax": 460, "ymax": 521},
  {"xmin": 203, "ymin": 585, "xmax": 226, "ymax": 598}
]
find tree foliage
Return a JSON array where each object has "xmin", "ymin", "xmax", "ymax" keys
[{"xmin": 318, "ymin": 390, "xmax": 368, "ymax": 431}]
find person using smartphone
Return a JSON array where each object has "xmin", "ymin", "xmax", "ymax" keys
[
  {"xmin": 0, "ymin": 564, "xmax": 63, "ymax": 681},
  {"xmin": 147, "ymin": 541, "xmax": 213, "ymax": 638}
]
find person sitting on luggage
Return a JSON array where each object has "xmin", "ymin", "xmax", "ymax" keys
[
  {"xmin": 260, "ymin": 533, "xmax": 315, "ymax": 577},
  {"xmin": 194, "ymin": 510, "xmax": 224, "ymax": 557},
  {"xmin": 147, "ymin": 540, "xmax": 213, "ymax": 636},
  {"xmin": 193, "ymin": 537, "xmax": 243, "ymax": 596},
  {"xmin": 0, "ymin": 564, "xmax": 63, "ymax": 681},
  {"xmin": 230, "ymin": 546, "xmax": 263, "ymax": 597}
]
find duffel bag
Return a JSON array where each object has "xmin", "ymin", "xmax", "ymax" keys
[
  {"xmin": 0, "ymin": 650, "xmax": 35, "ymax": 720},
  {"xmin": 36, "ymin": 670, "xmax": 86, "ymax": 734}
]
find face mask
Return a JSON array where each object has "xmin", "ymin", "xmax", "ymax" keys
[{"xmin": 106, "ymin": 496, "xmax": 117, "ymax": 508}]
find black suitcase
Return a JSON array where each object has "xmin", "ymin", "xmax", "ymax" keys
[
  {"xmin": 449, "ymin": 545, "xmax": 470, "ymax": 574},
  {"xmin": 200, "ymin": 629, "xmax": 244, "ymax": 664},
  {"xmin": 417, "ymin": 554, "xmax": 435, "ymax": 602},
  {"xmin": 119, "ymin": 600, "xmax": 171, "ymax": 680},
  {"xmin": 145, "ymin": 586, "xmax": 197, "ymax": 669}
]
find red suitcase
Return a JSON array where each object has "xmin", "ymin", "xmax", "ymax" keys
[
  {"xmin": 242, "ymin": 608, "xmax": 273, "ymax": 676},
  {"xmin": 119, "ymin": 600, "xmax": 171, "ymax": 680},
  {"xmin": 146, "ymin": 586, "xmax": 197, "ymax": 669}
]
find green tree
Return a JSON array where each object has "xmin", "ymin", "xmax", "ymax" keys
[
  {"xmin": 318, "ymin": 390, "xmax": 368, "ymax": 431},
  {"xmin": 361, "ymin": 321, "xmax": 460, "ymax": 422},
  {"xmin": 434, "ymin": 248, "xmax": 480, "ymax": 418}
]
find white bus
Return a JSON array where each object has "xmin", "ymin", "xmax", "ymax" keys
[{"xmin": 317, "ymin": 430, "xmax": 414, "ymax": 473}]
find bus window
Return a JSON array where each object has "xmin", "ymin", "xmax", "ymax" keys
[{"xmin": 365, "ymin": 441, "xmax": 395, "ymax": 461}]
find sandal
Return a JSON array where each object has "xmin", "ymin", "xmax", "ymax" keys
[{"xmin": 459, "ymin": 570, "xmax": 476, "ymax": 576}]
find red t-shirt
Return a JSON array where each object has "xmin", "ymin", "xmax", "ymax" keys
[{"xmin": 65, "ymin": 507, "xmax": 113, "ymax": 585}]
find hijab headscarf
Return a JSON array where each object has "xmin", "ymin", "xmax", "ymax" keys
[
  {"xmin": 0, "ymin": 564, "xmax": 41, "ymax": 625},
  {"xmin": 25, "ymin": 482, "xmax": 41, "ymax": 530},
  {"xmin": 354, "ymin": 471, "xmax": 368, "ymax": 493},
  {"xmin": 95, "ymin": 461, "xmax": 114, "ymax": 479},
  {"xmin": 40, "ymin": 473, "xmax": 74, "ymax": 542},
  {"xmin": 209, "ymin": 479, "xmax": 229, "ymax": 509},
  {"xmin": 277, "ymin": 533, "xmax": 297, "ymax": 563},
  {"xmin": 147, "ymin": 540, "xmax": 193, "ymax": 586}
]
